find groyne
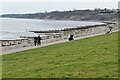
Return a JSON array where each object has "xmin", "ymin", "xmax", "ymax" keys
[{"xmin": 1, "ymin": 21, "xmax": 118, "ymax": 52}]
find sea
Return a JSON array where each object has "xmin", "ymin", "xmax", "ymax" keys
[{"xmin": 0, "ymin": 18, "xmax": 105, "ymax": 40}]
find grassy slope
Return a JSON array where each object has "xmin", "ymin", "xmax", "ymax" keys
[{"xmin": 2, "ymin": 32, "xmax": 118, "ymax": 78}]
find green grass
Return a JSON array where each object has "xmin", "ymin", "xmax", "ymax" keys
[{"xmin": 2, "ymin": 32, "xmax": 119, "ymax": 78}]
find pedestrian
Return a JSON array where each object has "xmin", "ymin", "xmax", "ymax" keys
[
  {"xmin": 106, "ymin": 26, "xmax": 113, "ymax": 34},
  {"xmin": 109, "ymin": 26, "xmax": 112, "ymax": 32},
  {"xmin": 34, "ymin": 37, "xmax": 37, "ymax": 46},
  {"xmin": 37, "ymin": 35, "xmax": 41, "ymax": 46},
  {"xmin": 69, "ymin": 34, "xmax": 74, "ymax": 41}
]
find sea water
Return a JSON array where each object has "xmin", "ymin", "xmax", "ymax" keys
[{"xmin": 0, "ymin": 18, "xmax": 105, "ymax": 40}]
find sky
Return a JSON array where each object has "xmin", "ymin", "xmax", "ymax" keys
[{"xmin": 0, "ymin": 0, "xmax": 119, "ymax": 14}]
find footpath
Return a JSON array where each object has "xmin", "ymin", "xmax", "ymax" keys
[{"xmin": 1, "ymin": 31, "xmax": 114, "ymax": 55}]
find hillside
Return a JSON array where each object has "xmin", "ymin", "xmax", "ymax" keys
[
  {"xmin": 1, "ymin": 8, "xmax": 117, "ymax": 21},
  {"xmin": 2, "ymin": 32, "xmax": 118, "ymax": 78}
]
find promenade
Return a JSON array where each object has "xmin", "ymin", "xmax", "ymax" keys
[
  {"xmin": 1, "ymin": 22, "xmax": 118, "ymax": 55},
  {"xmin": 1, "ymin": 30, "xmax": 117, "ymax": 55}
]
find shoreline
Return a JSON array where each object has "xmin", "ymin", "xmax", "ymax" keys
[
  {"xmin": 0, "ymin": 17, "xmax": 111, "ymax": 41},
  {"xmin": 0, "ymin": 21, "xmax": 118, "ymax": 55},
  {"xmin": 1, "ymin": 31, "xmax": 118, "ymax": 55},
  {"xmin": 0, "ymin": 17, "xmax": 107, "ymax": 23}
]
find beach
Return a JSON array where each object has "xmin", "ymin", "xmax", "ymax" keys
[{"xmin": 0, "ymin": 21, "xmax": 118, "ymax": 55}]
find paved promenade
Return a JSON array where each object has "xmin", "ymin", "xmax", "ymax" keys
[{"xmin": 1, "ymin": 32, "xmax": 109, "ymax": 55}]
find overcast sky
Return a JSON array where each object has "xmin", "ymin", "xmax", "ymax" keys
[{"xmin": 0, "ymin": 0, "xmax": 119, "ymax": 14}]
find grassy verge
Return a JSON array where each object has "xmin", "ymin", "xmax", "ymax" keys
[{"xmin": 2, "ymin": 32, "xmax": 118, "ymax": 78}]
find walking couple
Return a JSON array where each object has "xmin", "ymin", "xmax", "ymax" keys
[{"xmin": 34, "ymin": 36, "xmax": 41, "ymax": 46}]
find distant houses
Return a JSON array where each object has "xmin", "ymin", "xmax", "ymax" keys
[{"xmin": 1, "ymin": 8, "xmax": 118, "ymax": 21}]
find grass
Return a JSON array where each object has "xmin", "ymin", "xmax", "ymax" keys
[{"xmin": 2, "ymin": 32, "xmax": 119, "ymax": 78}]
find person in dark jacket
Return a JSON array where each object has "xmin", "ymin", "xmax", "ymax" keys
[
  {"xmin": 34, "ymin": 37, "xmax": 37, "ymax": 46},
  {"xmin": 69, "ymin": 34, "xmax": 74, "ymax": 41},
  {"xmin": 37, "ymin": 35, "xmax": 41, "ymax": 46}
]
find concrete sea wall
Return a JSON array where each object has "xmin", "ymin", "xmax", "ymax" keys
[{"xmin": 0, "ymin": 21, "xmax": 118, "ymax": 52}]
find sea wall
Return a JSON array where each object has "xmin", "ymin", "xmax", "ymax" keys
[
  {"xmin": 0, "ymin": 38, "xmax": 34, "ymax": 51},
  {"xmin": 1, "ymin": 22, "xmax": 118, "ymax": 52},
  {"xmin": 61, "ymin": 22, "xmax": 118, "ymax": 38}
]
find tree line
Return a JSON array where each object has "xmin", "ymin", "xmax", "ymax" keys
[{"xmin": 1, "ymin": 8, "xmax": 118, "ymax": 21}]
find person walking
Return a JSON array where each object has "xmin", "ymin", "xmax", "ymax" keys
[
  {"xmin": 109, "ymin": 26, "xmax": 112, "ymax": 32},
  {"xmin": 106, "ymin": 26, "xmax": 113, "ymax": 34},
  {"xmin": 34, "ymin": 37, "xmax": 37, "ymax": 46},
  {"xmin": 37, "ymin": 35, "xmax": 41, "ymax": 46}
]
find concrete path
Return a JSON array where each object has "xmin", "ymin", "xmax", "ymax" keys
[{"xmin": 1, "ymin": 31, "xmax": 118, "ymax": 55}]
